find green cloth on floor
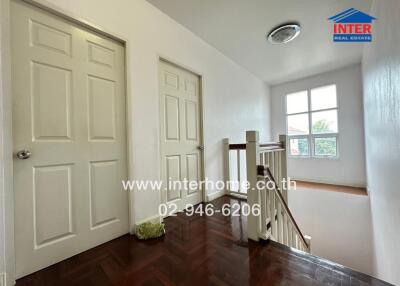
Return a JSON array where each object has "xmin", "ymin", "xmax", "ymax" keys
[{"xmin": 136, "ymin": 222, "xmax": 165, "ymax": 240}]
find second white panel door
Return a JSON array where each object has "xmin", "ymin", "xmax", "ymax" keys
[{"xmin": 159, "ymin": 61, "xmax": 203, "ymax": 213}]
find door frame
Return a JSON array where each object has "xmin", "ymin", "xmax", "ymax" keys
[
  {"xmin": 157, "ymin": 56, "xmax": 206, "ymax": 211},
  {"xmin": 2, "ymin": 0, "xmax": 134, "ymax": 283}
]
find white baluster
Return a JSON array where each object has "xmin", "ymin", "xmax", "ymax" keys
[
  {"xmin": 268, "ymin": 187, "xmax": 273, "ymax": 240},
  {"xmin": 270, "ymin": 191, "xmax": 277, "ymax": 239},
  {"xmin": 288, "ymin": 224, "xmax": 293, "ymax": 247},
  {"xmin": 277, "ymin": 151, "xmax": 282, "ymax": 191},
  {"xmin": 274, "ymin": 152, "xmax": 279, "ymax": 187},
  {"xmin": 223, "ymin": 138, "xmax": 230, "ymax": 195},
  {"xmin": 291, "ymin": 227, "xmax": 296, "ymax": 248},
  {"xmin": 305, "ymin": 235, "xmax": 312, "ymax": 253},
  {"xmin": 277, "ymin": 202, "xmax": 283, "ymax": 243},
  {"xmin": 271, "ymin": 152, "xmax": 275, "ymax": 178},
  {"xmin": 264, "ymin": 152, "xmax": 267, "ymax": 168},
  {"xmin": 260, "ymin": 187, "xmax": 268, "ymax": 238},
  {"xmin": 237, "ymin": 150, "xmax": 241, "ymax": 193},
  {"xmin": 283, "ymin": 213, "xmax": 288, "ymax": 245},
  {"xmin": 279, "ymin": 135, "xmax": 288, "ymax": 202}
]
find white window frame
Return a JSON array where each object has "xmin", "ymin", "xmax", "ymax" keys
[{"xmin": 285, "ymin": 84, "xmax": 339, "ymax": 159}]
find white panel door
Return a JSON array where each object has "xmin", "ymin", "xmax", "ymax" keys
[
  {"xmin": 159, "ymin": 61, "xmax": 203, "ymax": 213},
  {"xmin": 11, "ymin": 1, "xmax": 128, "ymax": 278}
]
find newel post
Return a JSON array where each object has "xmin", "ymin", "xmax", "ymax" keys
[
  {"xmin": 279, "ymin": 134, "xmax": 288, "ymax": 202},
  {"xmin": 246, "ymin": 130, "xmax": 261, "ymax": 241},
  {"xmin": 223, "ymin": 138, "xmax": 230, "ymax": 195}
]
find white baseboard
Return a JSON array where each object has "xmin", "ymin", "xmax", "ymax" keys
[
  {"xmin": 206, "ymin": 190, "xmax": 225, "ymax": 202},
  {"xmin": 228, "ymin": 192, "xmax": 247, "ymax": 200},
  {"xmin": 0, "ymin": 272, "xmax": 6, "ymax": 286}
]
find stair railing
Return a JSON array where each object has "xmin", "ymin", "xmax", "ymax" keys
[
  {"xmin": 223, "ymin": 131, "xmax": 287, "ymax": 199},
  {"xmin": 257, "ymin": 165, "xmax": 311, "ymax": 253},
  {"xmin": 223, "ymin": 131, "xmax": 287, "ymax": 239},
  {"xmin": 224, "ymin": 130, "xmax": 310, "ymax": 251}
]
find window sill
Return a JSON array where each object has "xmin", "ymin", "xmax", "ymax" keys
[
  {"xmin": 294, "ymin": 180, "xmax": 367, "ymax": 196},
  {"xmin": 288, "ymin": 156, "xmax": 340, "ymax": 160}
]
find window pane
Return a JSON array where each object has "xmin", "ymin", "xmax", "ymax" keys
[
  {"xmin": 286, "ymin": 91, "xmax": 308, "ymax": 114},
  {"xmin": 311, "ymin": 85, "xmax": 337, "ymax": 111},
  {"xmin": 314, "ymin": 137, "xmax": 337, "ymax": 157},
  {"xmin": 289, "ymin": 138, "xmax": 309, "ymax": 156},
  {"xmin": 312, "ymin": 110, "xmax": 338, "ymax": 134},
  {"xmin": 287, "ymin": 114, "xmax": 309, "ymax": 135}
]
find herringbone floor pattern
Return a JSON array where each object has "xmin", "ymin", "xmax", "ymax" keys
[{"xmin": 16, "ymin": 196, "xmax": 390, "ymax": 286}]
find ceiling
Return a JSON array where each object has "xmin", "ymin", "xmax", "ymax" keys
[{"xmin": 146, "ymin": 0, "xmax": 372, "ymax": 85}]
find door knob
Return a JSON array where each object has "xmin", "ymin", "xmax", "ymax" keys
[
  {"xmin": 16, "ymin": 149, "xmax": 31, "ymax": 160},
  {"xmin": 197, "ymin": 146, "xmax": 204, "ymax": 151}
]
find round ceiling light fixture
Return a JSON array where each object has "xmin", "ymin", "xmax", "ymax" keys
[{"xmin": 267, "ymin": 23, "xmax": 301, "ymax": 44}]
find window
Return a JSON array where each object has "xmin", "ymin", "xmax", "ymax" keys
[{"xmin": 286, "ymin": 85, "xmax": 338, "ymax": 158}]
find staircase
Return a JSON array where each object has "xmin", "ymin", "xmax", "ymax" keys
[
  {"xmin": 222, "ymin": 131, "xmax": 396, "ymax": 285},
  {"xmin": 224, "ymin": 130, "xmax": 311, "ymax": 253}
]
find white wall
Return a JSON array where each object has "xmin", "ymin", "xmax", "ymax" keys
[
  {"xmin": 271, "ymin": 64, "xmax": 366, "ymax": 187},
  {"xmin": 6, "ymin": 0, "xmax": 271, "ymax": 223},
  {"xmin": 289, "ymin": 188, "xmax": 373, "ymax": 275},
  {"xmin": 363, "ymin": 1, "xmax": 400, "ymax": 284}
]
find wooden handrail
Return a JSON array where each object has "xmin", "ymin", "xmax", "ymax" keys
[
  {"xmin": 260, "ymin": 143, "xmax": 284, "ymax": 148},
  {"xmin": 229, "ymin": 143, "xmax": 246, "ymax": 150},
  {"xmin": 229, "ymin": 142, "xmax": 283, "ymax": 150},
  {"xmin": 257, "ymin": 165, "xmax": 310, "ymax": 251}
]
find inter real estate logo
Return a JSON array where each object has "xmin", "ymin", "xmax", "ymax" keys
[{"xmin": 328, "ymin": 8, "xmax": 377, "ymax": 42}]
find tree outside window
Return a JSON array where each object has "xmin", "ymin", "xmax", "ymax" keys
[{"xmin": 286, "ymin": 85, "xmax": 339, "ymax": 158}]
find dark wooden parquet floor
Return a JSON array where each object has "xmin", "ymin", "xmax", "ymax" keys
[{"xmin": 16, "ymin": 196, "xmax": 391, "ymax": 286}]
